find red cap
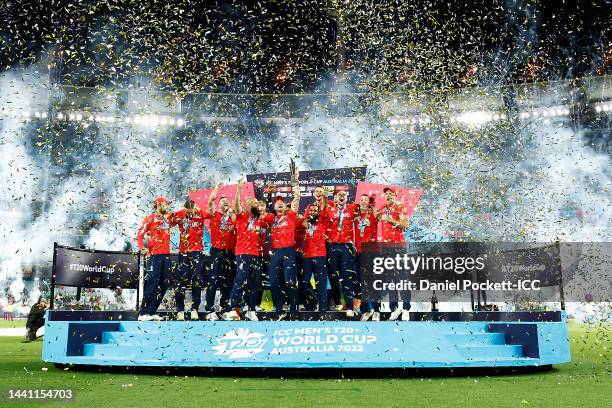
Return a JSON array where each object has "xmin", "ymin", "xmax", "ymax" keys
[
  {"xmin": 274, "ymin": 195, "xmax": 285, "ymax": 203},
  {"xmin": 383, "ymin": 186, "xmax": 397, "ymax": 195},
  {"xmin": 153, "ymin": 197, "xmax": 170, "ymax": 206}
]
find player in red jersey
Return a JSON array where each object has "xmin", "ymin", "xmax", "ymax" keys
[
  {"xmin": 203, "ymin": 183, "xmax": 237, "ymax": 321},
  {"xmin": 313, "ymin": 185, "xmax": 331, "ymax": 212},
  {"xmin": 294, "ymin": 203, "xmax": 317, "ymax": 311},
  {"xmin": 354, "ymin": 194, "xmax": 381, "ymax": 321},
  {"xmin": 170, "ymin": 199, "xmax": 206, "ymax": 321},
  {"xmin": 327, "ymin": 188, "xmax": 361, "ymax": 317},
  {"xmin": 312, "ymin": 185, "xmax": 343, "ymax": 309},
  {"xmin": 222, "ymin": 179, "xmax": 266, "ymax": 321},
  {"xmin": 261, "ymin": 177, "xmax": 301, "ymax": 320},
  {"xmin": 302, "ymin": 203, "xmax": 330, "ymax": 315},
  {"xmin": 254, "ymin": 199, "xmax": 269, "ymax": 308},
  {"xmin": 136, "ymin": 197, "xmax": 173, "ymax": 321},
  {"xmin": 379, "ymin": 186, "xmax": 411, "ymax": 321}
]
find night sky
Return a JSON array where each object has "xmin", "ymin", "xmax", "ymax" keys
[{"xmin": 1, "ymin": 0, "xmax": 609, "ymax": 93}]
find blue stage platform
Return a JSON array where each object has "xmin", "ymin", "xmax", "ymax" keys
[{"xmin": 42, "ymin": 311, "xmax": 571, "ymax": 369}]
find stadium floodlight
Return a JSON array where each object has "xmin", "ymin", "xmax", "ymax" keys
[
  {"xmin": 69, "ymin": 113, "xmax": 76, "ymax": 120},
  {"xmin": 176, "ymin": 118, "xmax": 185, "ymax": 127},
  {"xmin": 76, "ymin": 114, "xmax": 83, "ymax": 121},
  {"xmin": 34, "ymin": 112, "xmax": 41, "ymax": 118},
  {"xmin": 455, "ymin": 110, "xmax": 492, "ymax": 127},
  {"xmin": 57, "ymin": 112, "xmax": 64, "ymax": 120}
]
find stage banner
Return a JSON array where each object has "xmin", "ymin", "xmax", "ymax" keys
[
  {"xmin": 53, "ymin": 244, "xmax": 140, "ymax": 289},
  {"xmin": 360, "ymin": 242, "xmax": 566, "ymax": 302},
  {"xmin": 247, "ymin": 166, "xmax": 366, "ymax": 213},
  {"xmin": 189, "ymin": 182, "xmax": 255, "ymax": 226},
  {"xmin": 41, "ymin": 318, "xmax": 572, "ymax": 368}
]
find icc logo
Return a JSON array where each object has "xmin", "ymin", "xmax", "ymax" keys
[{"xmin": 213, "ymin": 328, "xmax": 267, "ymax": 359}]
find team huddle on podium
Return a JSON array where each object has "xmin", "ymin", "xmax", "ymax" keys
[{"xmin": 136, "ymin": 169, "xmax": 411, "ymax": 322}]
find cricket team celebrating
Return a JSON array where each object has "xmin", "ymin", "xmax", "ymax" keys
[{"xmin": 136, "ymin": 168, "xmax": 411, "ymax": 322}]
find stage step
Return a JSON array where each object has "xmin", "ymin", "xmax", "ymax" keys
[
  {"xmin": 84, "ymin": 343, "xmax": 182, "ymax": 358},
  {"xmin": 456, "ymin": 344, "xmax": 523, "ymax": 359},
  {"xmin": 82, "ymin": 342, "xmax": 527, "ymax": 365},
  {"xmin": 86, "ymin": 328, "xmax": 522, "ymax": 362},
  {"xmin": 43, "ymin": 314, "xmax": 571, "ymax": 368},
  {"xmin": 102, "ymin": 330, "xmax": 507, "ymax": 347},
  {"xmin": 445, "ymin": 332, "xmax": 506, "ymax": 346}
]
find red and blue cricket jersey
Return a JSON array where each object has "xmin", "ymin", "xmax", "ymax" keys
[
  {"xmin": 234, "ymin": 211, "xmax": 266, "ymax": 256},
  {"xmin": 170, "ymin": 209, "xmax": 206, "ymax": 253},
  {"xmin": 354, "ymin": 209, "xmax": 378, "ymax": 253},
  {"xmin": 302, "ymin": 212, "xmax": 330, "ymax": 258},
  {"xmin": 327, "ymin": 202, "xmax": 360, "ymax": 244},
  {"xmin": 136, "ymin": 213, "xmax": 173, "ymax": 255},
  {"xmin": 380, "ymin": 202, "xmax": 407, "ymax": 243},
  {"xmin": 204, "ymin": 210, "xmax": 236, "ymax": 251},
  {"xmin": 262, "ymin": 210, "xmax": 299, "ymax": 249}
]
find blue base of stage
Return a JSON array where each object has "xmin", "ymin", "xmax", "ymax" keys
[{"xmin": 41, "ymin": 311, "xmax": 571, "ymax": 369}]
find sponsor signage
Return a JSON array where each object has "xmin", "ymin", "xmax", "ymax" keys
[
  {"xmin": 247, "ymin": 167, "xmax": 367, "ymax": 213},
  {"xmin": 53, "ymin": 244, "xmax": 140, "ymax": 289}
]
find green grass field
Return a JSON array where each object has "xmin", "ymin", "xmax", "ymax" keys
[
  {"xmin": 0, "ymin": 319, "xmax": 26, "ymax": 329},
  {"xmin": 0, "ymin": 322, "xmax": 609, "ymax": 408}
]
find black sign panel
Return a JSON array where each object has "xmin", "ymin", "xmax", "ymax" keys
[
  {"xmin": 53, "ymin": 244, "xmax": 140, "ymax": 289},
  {"xmin": 360, "ymin": 242, "xmax": 563, "ymax": 302},
  {"xmin": 247, "ymin": 167, "xmax": 367, "ymax": 213}
]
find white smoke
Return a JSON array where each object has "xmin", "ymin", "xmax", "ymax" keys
[
  {"xmin": 0, "ymin": 68, "xmax": 100, "ymax": 307},
  {"xmin": 0, "ymin": 65, "xmax": 609, "ymax": 320}
]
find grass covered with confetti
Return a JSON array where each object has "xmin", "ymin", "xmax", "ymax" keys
[{"xmin": 0, "ymin": 322, "xmax": 609, "ymax": 408}]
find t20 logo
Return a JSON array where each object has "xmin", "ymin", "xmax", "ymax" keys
[{"xmin": 213, "ymin": 328, "xmax": 267, "ymax": 359}]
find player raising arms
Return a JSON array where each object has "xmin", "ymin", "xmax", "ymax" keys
[
  {"xmin": 170, "ymin": 198, "xmax": 206, "ymax": 321},
  {"xmin": 222, "ymin": 179, "xmax": 266, "ymax": 321},
  {"xmin": 302, "ymin": 202, "xmax": 330, "ymax": 316},
  {"xmin": 355, "ymin": 194, "xmax": 381, "ymax": 321},
  {"xmin": 261, "ymin": 167, "xmax": 301, "ymax": 320},
  {"xmin": 203, "ymin": 183, "xmax": 237, "ymax": 321},
  {"xmin": 136, "ymin": 197, "xmax": 174, "ymax": 321},
  {"xmin": 327, "ymin": 188, "xmax": 361, "ymax": 317},
  {"xmin": 380, "ymin": 186, "xmax": 410, "ymax": 321}
]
